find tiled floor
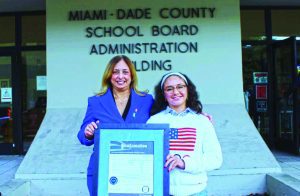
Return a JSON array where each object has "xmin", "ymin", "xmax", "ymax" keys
[
  {"xmin": 272, "ymin": 150, "xmax": 300, "ymax": 180},
  {"xmin": 0, "ymin": 155, "xmax": 24, "ymax": 186}
]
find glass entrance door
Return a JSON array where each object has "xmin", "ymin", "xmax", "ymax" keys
[
  {"xmin": 0, "ymin": 54, "xmax": 14, "ymax": 154},
  {"xmin": 21, "ymin": 51, "xmax": 46, "ymax": 152},
  {"xmin": 273, "ymin": 37, "xmax": 300, "ymax": 154}
]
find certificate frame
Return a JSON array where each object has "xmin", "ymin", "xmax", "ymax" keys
[{"xmin": 94, "ymin": 123, "xmax": 169, "ymax": 196}]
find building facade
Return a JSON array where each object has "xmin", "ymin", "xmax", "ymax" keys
[
  {"xmin": 0, "ymin": 0, "xmax": 299, "ymax": 156},
  {"xmin": 0, "ymin": 0, "xmax": 299, "ymax": 194}
]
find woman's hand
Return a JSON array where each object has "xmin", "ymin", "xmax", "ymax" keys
[
  {"xmin": 84, "ymin": 120, "xmax": 99, "ymax": 140},
  {"xmin": 164, "ymin": 154, "xmax": 185, "ymax": 172}
]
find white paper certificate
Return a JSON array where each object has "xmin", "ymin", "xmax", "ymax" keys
[{"xmin": 108, "ymin": 141, "xmax": 154, "ymax": 195}]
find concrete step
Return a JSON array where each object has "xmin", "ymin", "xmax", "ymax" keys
[
  {"xmin": 2, "ymin": 172, "xmax": 300, "ymax": 195},
  {"xmin": 1, "ymin": 178, "xmax": 88, "ymax": 196},
  {"xmin": 267, "ymin": 173, "xmax": 300, "ymax": 196}
]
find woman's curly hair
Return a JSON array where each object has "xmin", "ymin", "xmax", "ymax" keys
[{"xmin": 150, "ymin": 73, "xmax": 203, "ymax": 115}]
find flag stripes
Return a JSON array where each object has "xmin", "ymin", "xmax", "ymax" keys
[{"xmin": 169, "ymin": 127, "xmax": 197, "ymax": 151}]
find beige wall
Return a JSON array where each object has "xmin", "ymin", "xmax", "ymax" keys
[{"xmin": 47, "ymin": 0, "xmax": 243, "ymax": 108}]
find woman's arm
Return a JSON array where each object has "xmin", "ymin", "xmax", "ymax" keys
[{"xmin": 77, "ymin": 97, "xmax": 97, "ymax": 146}]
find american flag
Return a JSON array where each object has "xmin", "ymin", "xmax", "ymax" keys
[{"xmin": 169, "ymin": 128, "xmax": 197, "ymax": 151}]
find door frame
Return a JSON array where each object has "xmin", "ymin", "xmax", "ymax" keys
[
  {"xmin": 271, "ymin": 36, "xmax": 299, "ymax": 154},
  {"xmin": 0, "ymin": 50, "xmax": 23, "ymax": 154},
  {"xmin": 0, "ymin": 11, "xmax": 46, "ymax": 155}
]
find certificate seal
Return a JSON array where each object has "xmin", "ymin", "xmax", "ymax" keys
[
  {"xmin": 142, "ymin": 186, "xmax": 150, "ymax": 193},
  {"xmin": 109, "ymin": 176, "xmax": 118, "ymax": 185}
]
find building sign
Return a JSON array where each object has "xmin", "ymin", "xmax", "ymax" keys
[
  {"xmin": 253, "ymin": 72, "xmax": 268, "ymax": 84},
  {"xmin": 256, "ymin": 85, "xmax": 267, "ymax": 99},
  {"xmin": 67, "ymin": 7, "xmax": 217, "ymax": 72},
  {"xmin": 1, "ymin": 87, "xmax": 12, "ymax": 103},
  {"xmin": 36, "ymin": 76, "xmax": 47, "ymax": 91},
  {"xmin": 256, "ymin": 100, "xmax": 267, "ymax": 112}
]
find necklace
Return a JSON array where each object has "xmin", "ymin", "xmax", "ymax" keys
[
  {"xmin": 113, "ymin": 91, "xmax": 130, "ymax": 105},
  {"xmin": 113, "ymin": 89, "xmax": 130, "ymax": 112},
  {"xmin": 114, "ymin": 93, "xmax": 130, "ymax": 115},
  {"xmin": 115, "ymin": 95, "xmax": 129, "ymax": 105}
]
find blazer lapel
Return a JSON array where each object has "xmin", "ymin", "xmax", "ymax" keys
[
  {"xmin": 125, "ymin": 89, "xmax": 140, "ymax": 123},
  {"xmin": 100, "ymin": 89, "xmax": 124, "ymax": 122}
]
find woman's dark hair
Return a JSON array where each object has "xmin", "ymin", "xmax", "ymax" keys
[{"xmin": 150, "ymin": 73, "xmax": 203, "ymax": 115}]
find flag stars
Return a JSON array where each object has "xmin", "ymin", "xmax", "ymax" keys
[{"xmin": 170, "ymin": 128, "xmax": 178, "ymax": 139}]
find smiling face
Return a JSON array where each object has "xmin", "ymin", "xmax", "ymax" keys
[
  {"xmin": 110, "ymin": 59, "xmax": 132, "ymax": 92},
  {"xmin": 163, "ymin": 75, "xmax": 188, "ymax": 113}
]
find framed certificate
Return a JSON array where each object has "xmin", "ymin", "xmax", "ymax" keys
[{"xmin": 94, "ymin": 123, "xmax": 169, "ymax": 196}]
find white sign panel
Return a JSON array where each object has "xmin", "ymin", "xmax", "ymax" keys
[
  {"xmin": 1, "ymin": 87, "xmax": 12, "ymax": 103},
  {"xmin": 36, "ymin": 76, "xmax": 47, "ymax": 91}
]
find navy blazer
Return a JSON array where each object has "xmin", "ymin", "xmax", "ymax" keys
[{"xmin": 77, "ymin": 88, "xmax": 153, "ymax": 176}]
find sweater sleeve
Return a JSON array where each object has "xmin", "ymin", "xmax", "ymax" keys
[
  {"xmin": 183, "ymin": 119, "xmax": 223, "ymax": 173},
  {"xmin": 77, "ymin": 97, "xmax": 96, "ymax": 146}
]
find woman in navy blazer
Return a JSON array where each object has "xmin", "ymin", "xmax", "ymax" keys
[{"xmin": 77, "ymin": 55, "xmax": 153, "ymax": 195}]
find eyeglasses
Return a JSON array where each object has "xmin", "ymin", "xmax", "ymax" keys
[{"xmin": 164, "ymin": 84, "xmax": 187, "ymax": 93}]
